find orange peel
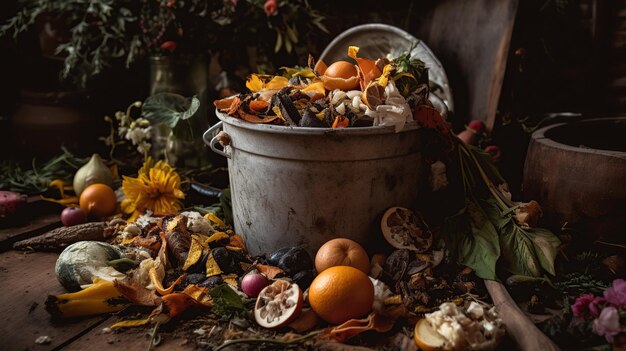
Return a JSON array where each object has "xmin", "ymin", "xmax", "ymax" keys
[{"xmin": 348, "ymin": 46, "xmax": 382, "ymax": 90}]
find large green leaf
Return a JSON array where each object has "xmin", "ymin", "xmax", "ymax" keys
[
  {"xmin": 442, "ymin": 201, "xmax": 501, "ymax": 280},
  {"xmin": 499, "ymin": 220, "xmax": 543, "ymax": 277},
  {"xmin": 142, "ymin": 93, "xmax": 200, "ymax": 129},
  {"xmin": 526, "ymin": 227, "xmax": 561, "ymax": 276}
]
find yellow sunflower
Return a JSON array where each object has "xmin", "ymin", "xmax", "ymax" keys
[{"xmin": 121, "ymin": 158, "xmax": 185, "ymax": 221}]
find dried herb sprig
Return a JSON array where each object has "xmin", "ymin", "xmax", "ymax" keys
[{"xmin": 0, "ymin": 147, "xmax": 88, "ymax": 194}]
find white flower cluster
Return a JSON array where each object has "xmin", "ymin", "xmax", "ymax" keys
[{"xmin": 115, "ymin": 110, "xmax": 152, "ymax": 156}]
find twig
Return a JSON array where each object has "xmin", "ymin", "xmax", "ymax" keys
[
  {"xmin": 146, "ymin": 322, "xmax": 161, "ymax": 351},
  {"xmin": 214, "ymin": 330, "xmax": 323, "ymax": 351}
]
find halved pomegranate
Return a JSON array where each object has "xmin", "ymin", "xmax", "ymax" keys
[
  {"xmin": 381, "ymin": 207, "xmax": 432, "ymax": 252},
  {"xmin": 254, "ymin": 280, "xmax": 303, "ymax": 329}
]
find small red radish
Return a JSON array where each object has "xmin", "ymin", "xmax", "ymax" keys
[
  {"xmin": 485, "ymin": 145, "xmax": 502, "ymax": 162},
  {"xmin": 61, "ymin": 207, "xmax": 87, "ymax": 226},
  {"xmin": 0, "ymin": 191, "xmax": 27, "ymax": 219},
  {"xmin": 241, "ymin": 272, "xmax": 270, "ymax": 298},
  {"xmin": 457, "ymin": 120, "xmax": 485, "ymax": 145}
]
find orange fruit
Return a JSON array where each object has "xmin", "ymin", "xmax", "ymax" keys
[
  {"xmin": 320, "ymin": 60, "xmax": 359, "ymax": 91},
  {"xmin": 324, "ymin": 61, "xmax": 358, "ymax": 80},
  {"xmin": 315, "ymin": 238, "xmax": 370, "ymax": 274},
  {"xmin": 308, "ymin": 266, "xmax": 374, "ymax": 324},
  {"xmin": 414, "ymin": 318, "xmax": 446, "ymax": 351},
  {"xmin": 79, "ymin": 183, "xmax": 117, "ymax": 218}
]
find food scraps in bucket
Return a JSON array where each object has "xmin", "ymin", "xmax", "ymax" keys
[{"xmin": 214, "ymin": 46, "xmax": 434, "ymax": 132}]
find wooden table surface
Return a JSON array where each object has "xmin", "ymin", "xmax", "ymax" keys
[
  {"xmin": 0, "ymin": 207, "xmax": 553, "ymax": 351},
  {"xmin": 0, "ymin": 213, "xmax": 195, "ymax": 351}
]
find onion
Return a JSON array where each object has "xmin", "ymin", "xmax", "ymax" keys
[
  {"xmin": 60, "ymin": 207, "xmax": 87, "ymax": 226},
  {"xmin": 241, "ymin": 272, "xmax": 270, "ymax": 298}
]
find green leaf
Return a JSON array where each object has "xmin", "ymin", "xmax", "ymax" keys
[
  {"xmin": 209, "ymin": 284, "xmax": 246, "ymax": 319},
  {"xmin": 284, "ymin": 35, "xmax": 292, "ymax": 54},
  {"xmin": 442, "ymin": 202, "xmax": 500, "ymax": 280},
  {"xmin": 142, "ymin": 93, "xmax": 200, "ymax": 129},
  {"xmin": 498, "ymin": 219, "xmax": 542, "ymax": 277},
  {"xmin": 526, "ymin": 227, "xmax": 561, "ymax": 276},
  {"xmin": 180, "ymin": 96, "xmax": 200, "ymax": 121},
  {"xmin": 286, "ymin": 24, "xmax": 298, "ymax": 44},
  {"xmin": 274, "ymin": 30, "xmax": 283, "ymax": 53}
]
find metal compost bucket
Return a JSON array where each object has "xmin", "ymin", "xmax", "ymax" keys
[{"xmin": 203, "ymin": 112, "xmax": 427, "ymax": 256}]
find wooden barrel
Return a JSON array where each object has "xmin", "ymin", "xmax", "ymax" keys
[{"xmin": 523, "ymin": 117, "xmax": 626, "ymax": 243}]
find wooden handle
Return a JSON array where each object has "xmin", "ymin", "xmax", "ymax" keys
[{"xmin": 485, "ymin": 280, "xmax": 560, "ymax": 351}]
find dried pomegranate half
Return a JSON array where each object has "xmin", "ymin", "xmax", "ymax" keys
[
  {"xmin": 381, "ymin": 207, "xmax": 432, "ymax": 252},
  {"xmin": 254, "ymin": 279, "xmax": 303, "ymax": 329}
]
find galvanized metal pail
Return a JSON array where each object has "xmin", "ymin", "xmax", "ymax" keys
[{"xmin": 203, "ymin": 112, "xmax": 427, "ymax": 255}]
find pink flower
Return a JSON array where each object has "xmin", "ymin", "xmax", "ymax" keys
[
  {"xmin": 604, "ymin": 279, "xmax": 626, "ymax": 308},
  {"xmin": 230, "ymin": 0, "xmax": 238, "ymax": 7},
  {"xmin": 264, "ymin": 0, "xmax": 277, "ymax": 16},
  {"xmin": 572, "ymin": 294, "xmax": 605, "ymax": 320},
  {"xmin": 593, "ymin": 306, "xmax": 626, "ymax": 342}
]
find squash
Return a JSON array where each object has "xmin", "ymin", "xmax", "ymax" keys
[{"xmin": 55, "ymin": 241, "xmax": 126, "ymax": 291}]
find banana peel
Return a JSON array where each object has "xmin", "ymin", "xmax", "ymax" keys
[{"xmin": 45, "ymin": 278, "xmax": 129, "ymax": 318}]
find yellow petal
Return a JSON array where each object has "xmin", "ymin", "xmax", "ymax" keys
[
  {"xmin": 204, "ymin": 213, "xmax": 225, "ymax": 227},
  {"xmin": 206, "ymin": 231, "xmax": 229, "ymax": 244},
  {"xmin": 378, "ymin": 64, "xmax": 394, "ymax": 87},
  {"xmin": 182, "ymin": 235, "xmax": 205, "ymax": 271},
  {"xmin": 246, "ymin": 74, "xmax": 264, "ymax": 92},
  {"xmin": 302, "ymin": 81, "xmax": 325, "ymax": 95},
  {"xmin": 205, "ymin": 252, "xmax": 222, "ymax": 277},
  {"xmin": 149, "ymin": 266, "xmax": 185, "ymax": 295},
  {"xmin": 221, "ymin": 274, "xmax": 239, "ymax": 287},
  {"xmin": 265, "ymin": 76, "xmax": 289, "ymax": 90},
  {"xmin": 182, "ymin": 285, "xmax": 213, "ymax": 307},
  {"xmin": 348, "ymin": 46, "xmax": 360, "ymax": 60},
  {"xmin": 120, "ymin": 198, "xmax": 136, "ymax": 214},
  {"xmin": 110, "ymin": 317, "xmax": 151, "ymax": 329}
]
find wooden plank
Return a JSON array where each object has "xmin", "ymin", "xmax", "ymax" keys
[
  {"xmin": 0, "ymin": 213, "xmax": 61, "ymax": 252},
  {"xmin": 485, "ymin": 280, "xmax": 560, "ymax": 351},
  {"xmin": 0, "ymin": 197, "xmax": 62, "ymax": 252},
  {"xmin": 413, "ymin": 0, "xmax": 518, "ymax": 132},
  {"xmin": 63, "ymin": 317, "xmax": 194, "ymax": 351},
  {"xmin": 0, "ymin": 250, "xmax": 106, "ymax": 351}
]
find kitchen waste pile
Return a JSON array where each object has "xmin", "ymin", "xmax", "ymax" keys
[{"xmin": 18, "ymin": 46, "xmax": 564, "ymax": 350}]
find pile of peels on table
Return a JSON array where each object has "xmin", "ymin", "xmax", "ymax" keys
[{"xmin": 41, "ymin": 208, "xmax": 505, "ymax": 351}]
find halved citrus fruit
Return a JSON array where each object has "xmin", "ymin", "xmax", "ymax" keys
[
  {"xmin": 381, "ymin": 207, "xmax": 432, "ymax": 252},
  {"xmin": 414, "ymin": 318, "xmax": 446, "ymax": 351},
  {"xmin": 254, "ymin": 280, "xmax": 303, "ymax": 329}
]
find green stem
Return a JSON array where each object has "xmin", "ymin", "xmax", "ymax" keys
[
  {"xmin": 146, "ymin": 322, "xmax": 161, "ymax": 351},
  {"xmin": 458, "ymin": 142, "xmax": 513, "ymax": 211}
]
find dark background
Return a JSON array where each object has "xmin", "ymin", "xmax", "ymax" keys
[{"xmin": 0, "ymin": 0, "xmax": 623, "ymax": 195}]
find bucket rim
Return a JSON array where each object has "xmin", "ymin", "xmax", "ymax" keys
[{"xmin": 215, "ymin": 110, "xmax": 420, "ymax": 136}]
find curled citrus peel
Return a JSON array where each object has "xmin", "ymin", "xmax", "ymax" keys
[
  {"xmin": 325, "ymin": 312, "xmax": 395, "ymax": 342},
  {"xmin": 348, "ymin": 46, "xmax": 382, "ymax": 90},
  {"xmin": 315, "ymin": 57, "xmax": 359, "ymax": 91}
]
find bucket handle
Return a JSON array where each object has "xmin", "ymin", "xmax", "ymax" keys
[{"xmin": 203, "ymin": 121, "xmax": 231, "ymax": 159}]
